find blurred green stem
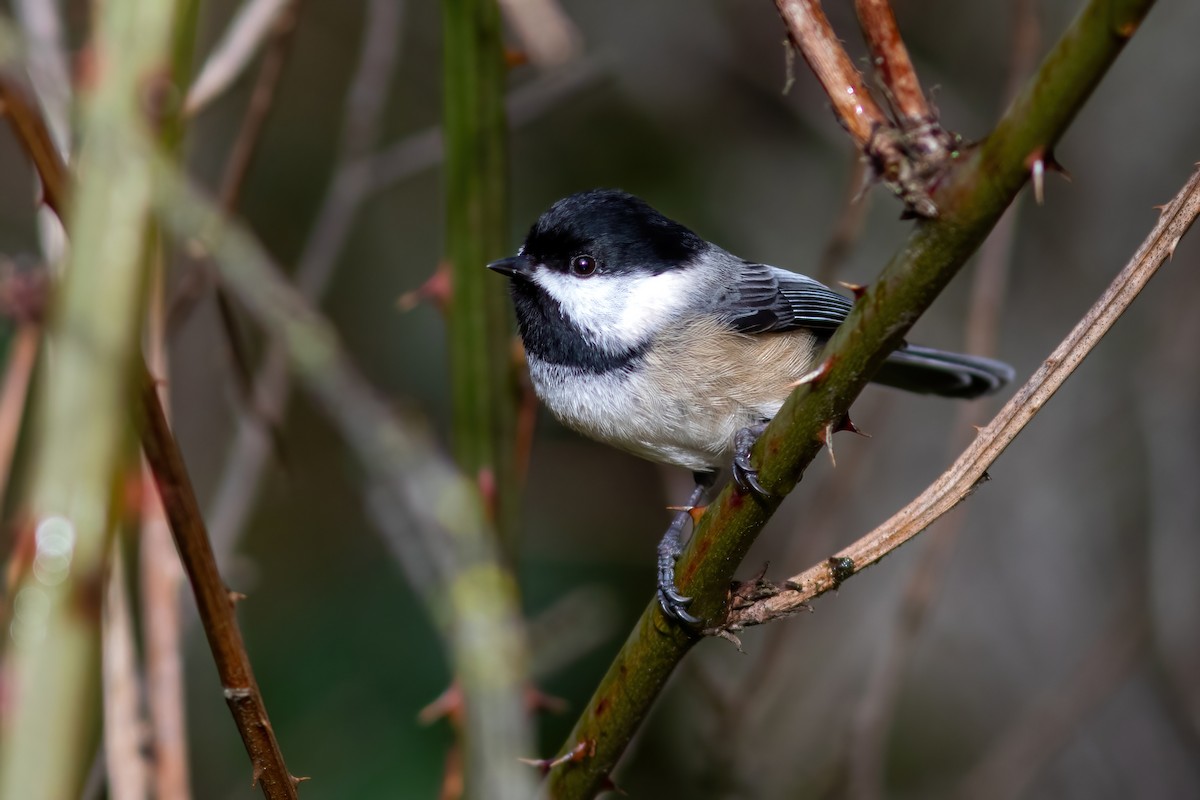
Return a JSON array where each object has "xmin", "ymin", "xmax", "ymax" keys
[
  {"xmin": 151, "ymin": 157, "xmax": 538, "ymax": 800},
  {"xmin": 0, "ymin": 0, "xmax": 176, "ymax": 797},
  {"xmin": 547, "ymin": 0, "xmax": 1157, "ymax": 796},
  {"xmin": 442, "ymin": 0, "xmax": 520, "ymax": 552}
]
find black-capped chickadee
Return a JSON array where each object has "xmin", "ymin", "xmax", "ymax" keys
[{"xmin": 488, "ymin": 189, "xmax": 1013, "ymax": 624}]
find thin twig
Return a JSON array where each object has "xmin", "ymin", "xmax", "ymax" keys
[
  {"xmin": 0, "ymin": 16, "xmax": 300, "ymax": 796},
  {"xmin": 206, "ymin": 47, "xmax": 605, "ymax": 561},
  {"xmin": 0, "ymin": 3, "xmax": 178, "ymax": 795},
  {"xmin": 218, "ymin": 0, "xmax": 300, "ymax": 209},
  {"xmin": 141, "ymin": 269, "xmax": 192, "ymax": 800},
  {"xmin": 0, "ymin": 73, "xmax": 68, "ymax": 217},
  {"xmin": 102, "ymin": 547, "xmax": 151, "ymax": 800},
  {"xmin": 151, "ymin": 159, "xmax": 538, "ymax": 800},
  {"xmin": 728, "ymin": 163, "xmax": 1200, "ymax": 629},
  {"xmin": 854, "ymin": 0, "xmax": 931, "ymax": 126},
  {"xmin": 11, "ymin": 0, "xmax": 71, "ymax": 154},
  {"xmin": 846, "ymin": 5, "xmax": 1038, "ymax": 792},
  {"xmin": 183, "ymin": 0, "xmax": 293, "ymax": 116},
  {"xmin": 775, "ymin": 0, "xmax": 888, "ymax": 147},
  {"xmin": 138, "ymin": 365, "xmax": 302, "ymax": 800},
  {"xmin": 207, "ymin": 0, "xmax": 405, "ymax": 560},
  {"xmin": 0, "ymin": 324, "xmax": 39, "ymax": 511},
  {"xmin": 496, "ymin": 0, "xmax": 581, "ymax": 67}
]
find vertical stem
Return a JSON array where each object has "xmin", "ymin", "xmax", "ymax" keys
[
  {"xmin": 0, "ymin": 0, "xmax": 178, "ymax": 796},
  {"xmin": 142, "ymin": 5, "xmax": 199, "ymax": 798},
  {"xmin": 442, "ymin": 0, "xmax": 520, "ymax": 552}
]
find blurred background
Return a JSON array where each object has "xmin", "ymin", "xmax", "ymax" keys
[{"xmin": 2, "ymin": 0, "xmax": 1198, "ymax": 797}]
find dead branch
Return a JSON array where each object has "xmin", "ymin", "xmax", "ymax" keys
[{"xmin": 726, "ymin": 163, "xmax": 1200, "ymax": 629}]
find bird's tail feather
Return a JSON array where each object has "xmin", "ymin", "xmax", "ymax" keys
[{"xmin": 873, "ymin": 344, "xmax": 1014, "ymax": 399}]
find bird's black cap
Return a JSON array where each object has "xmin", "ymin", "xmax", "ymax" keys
[{"xmin": 519, "ymin": 189, "xmax": 706, "ymax": 275}]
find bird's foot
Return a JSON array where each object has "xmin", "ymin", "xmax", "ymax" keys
[{"xmin": 732, "ymin": 422, "xmax": 770, "ymax": 498}]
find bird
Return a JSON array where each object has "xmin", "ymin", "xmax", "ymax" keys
[{"xmin": 488, "ymin": 188, "xmax": 1013, "ymax": 624}]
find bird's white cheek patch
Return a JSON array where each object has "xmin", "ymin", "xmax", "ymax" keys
[
  {"xmin": 616, "ymin": 271, "xmax": 695, "ymax": 342},
  {"xmin": 533, "ymin": 268, "xmax": 699, "ymax": 353}
]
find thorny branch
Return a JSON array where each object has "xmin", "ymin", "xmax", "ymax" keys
[
  {"xmin": 0, "ymin": 27, "xmax": 301, "ymax": 799},
  {"xmin": 726, "ymin": 164, "xmax": 1200, "ymax": 629},
  {"xmin": 546, "ymin": 1, "xmax": 1158, "ymax": 795}
]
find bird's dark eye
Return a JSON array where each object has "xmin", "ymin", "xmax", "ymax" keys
[{"xmin": 570, "ymin": 254, "xmax": 597, "ymax": 277}]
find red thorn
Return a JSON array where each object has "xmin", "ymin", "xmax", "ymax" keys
[
  {"xmin": 837, "ymin": 281, "xmax": 868, "ymax": 301},
  {"xmin": 477, "ymin": 467, "xmax": 497, "ymax": 522},
  {"xmin": 1043, "ymin": 148, "xmax": 1070, "ymax": 180},
  {"xmin": 397, "ymin": 260, "xmax": 452, "ymax": 313},
  {"xmin": 790, "ymin": 356, "xmax": 836, "ymax": 388},
  {"xmin": 292, "ymin": 775, "xmax": 312, "ymax": 786},
  {"xmin": 519, "ymin": 739, "xmax": 596, "ymax": 774},
  {"xmin": 600, "ymin": 775, "xmax": 629, "ymax": 795},
  {"xmin": 418, "ymin": 683, "xmax": 465, "ymax": 726},
  {"xmin": 525, "ymin": 686, "xmax": 568, "ymax": 715},
  {"xmin": 833, "ymin": 414, "xmax": 869, "ymax": 438},
  {"xmin": 504, "ymin": 48, "xmax": 530, "ymax": 69}
]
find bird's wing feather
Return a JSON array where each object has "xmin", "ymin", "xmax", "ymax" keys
[{"xmin": 710, "ymin": 262, "xmax": 853, "ymax": 333}]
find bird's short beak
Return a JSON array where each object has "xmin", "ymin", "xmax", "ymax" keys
[{"xmin": 486, "ymin": 255, "xmax": 532, "ymax": 279}]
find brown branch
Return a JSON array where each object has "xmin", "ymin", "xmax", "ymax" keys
[
  {"xmin": 138, "ymin": 365, "xmax": 302, "ymax": 800},
  {"xmin": 846, "ymin": 7, "xmax": 1037, "ymax": 793},
  {"xmin": 777, "ymin": 0, "xmax": 957, "ymax": 217},
  {"xmin": 727, "ymin": 163, "xmax": 1200, "ymax": 629},
  {"xmin": 207, "ymin": 0, "xmax": 405, "ymax": 559},
  {"xmin": 775, "ymin": 0, "xmax": 887, "ymax": 147},
  {"xmin": 854, "ymin": 0, "xmax": 930, "ymax": 125},
  {"xmin": 218, "ymin": 0, "xmax": 299, "ymax": 210},
  {"xmin": 0, "ymin": 73, "xmax": 68, "ymax": 216},
  {"xmin": 102, "ymin": 549, "xmax": 151, "ymax": 800}
]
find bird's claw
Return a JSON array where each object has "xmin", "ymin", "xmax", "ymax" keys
[
  {"xmin": 656, "ymin": 486, "xmax": 708, "ymax": 627},
  {"xmin": 732, "ymin": 423, "xmax": 771, "ymax": 498}
]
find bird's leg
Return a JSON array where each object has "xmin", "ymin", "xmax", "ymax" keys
[
  {"xmin": 732, "ymin": 421, "xmax": 770, "ymax": 497},
  {"xmin": 656, "ymin": 477, "xmax": 713, "ymax": 626}
]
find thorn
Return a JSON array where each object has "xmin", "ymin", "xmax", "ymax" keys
[
  {"xmin": 837, "ymin": 281, "xmax": 869, "ymax": 301},
  {"xmin": 228, "ymin": 590, "xmax": 247, "ymax": 604},
  {"xmin": 790, "ymin": 356, "xmax": 835, "ymax": 388},
  {"xmin": 251, "ymin": 764, "xmax": 265, "ymax": 787},
  {"xmin": 292, "ymin": 775, "xmax": 311, "ymax": 786},
  {"xmin": 817, "ymin": 422, "xmax": 837, "ymax": 467},
  {"xmin": 600, "ymin": 776, "xmax": 629, "ymax": 796},
  {"xmin": 418, "ymin": 683, "xmax": 464, "ymax": 726},
  {"xmin": 519, "ymin": 739, "xmax": 596, "ymax": 774},
  {"xmin": 525, "ymin": 686, "xmax": 569, "ymax": 715},
  {"xmin": 477, "ymin": 467, "xmax": 497, "ymax": 522},
  {"xmin": 504, "ymin": 48, "xmax": 530, "ymax": 69},
  {"xmin": 1043, "ymin": 148, "xmax": 1070, "ymax": 180},
  {"xmin": 781, "ymin": 38, "xmax": 796, "ymax": 95},
  {"xmin": 710, "ymin": 627, "xmax": 744, "ymax": 652},
  {"xmin": 1031, "ymin": 156, "xmax": 1045, "ymax": 205},
  {"xmin": 1166, "ymin": 235, "xmax": 1180, "ymax": 260},
  {"xmin": 666, "ymin": 504, "xmax": 708, "ymax": 524},
  {"xmin": 396, "ymin": 260, "xmax": 452, "ymax": 312},
  {"xmin": 834, "ymin": 414, "xmax": 870, "ymax": 438}
]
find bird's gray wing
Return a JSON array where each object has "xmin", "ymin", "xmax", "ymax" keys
[{"xmin": 710, "ymin": 262, "xmax": 853, "ymax": 334}]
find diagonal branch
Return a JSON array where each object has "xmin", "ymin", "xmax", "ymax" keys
[
  {"xmin": 546, "ymin": 0, "xmax": 1158, "ymax": 795},
  {"xmin": 731, "ymin": 163, "xmax": 1200, "ymax": 627}
]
